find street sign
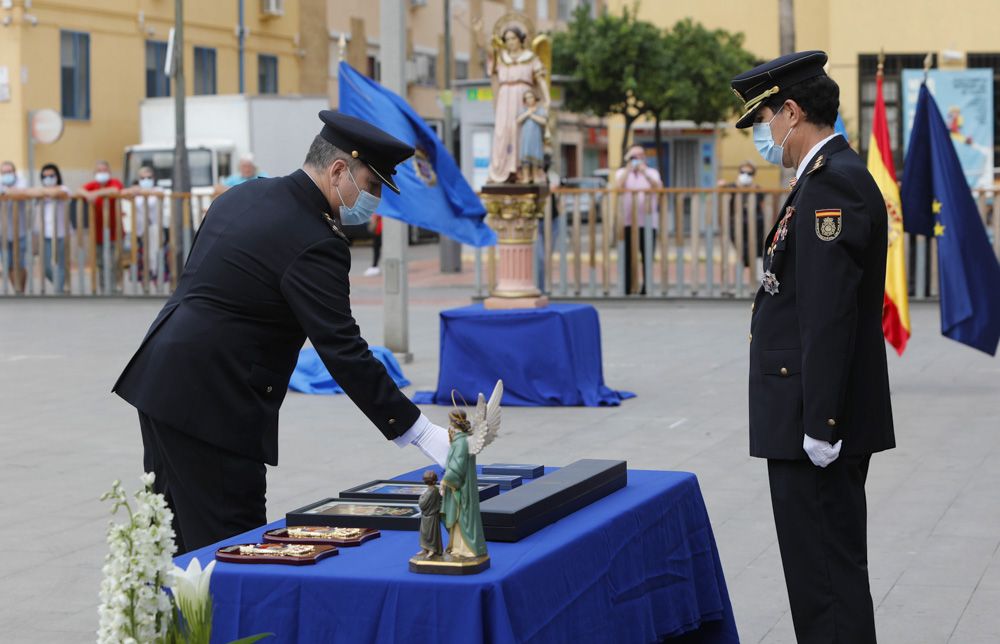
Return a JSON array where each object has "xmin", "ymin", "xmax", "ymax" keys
[{"xmin": 30, "ymin": 109, "xmax": 64, "ymax": 144}]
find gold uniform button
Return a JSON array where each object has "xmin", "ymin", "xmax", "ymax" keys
[
  {"xmin": 779, "ymin": 367, "xmax": 788, "ymax": 376},
  {"xmin": 748, "ymin": 333, "xmax": 753, "ymax": 342},
  {"xmin": 388, "ymin": 418, "xmax": 396, "ymax": 425},
  {"xmin": 265, "ymin": 385, "xmax": 273, "ymax": 393},
  {"xmin": 827, "ymin": 418, "xmax": 836, "ymax": 427},
  {"xmin": 751, "ymin": 302, "xmax": 755, "ymax": 312}
]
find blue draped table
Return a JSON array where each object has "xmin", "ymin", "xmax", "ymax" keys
[
  {"xmin": 176, "ymin": 469, "xmax": 738, "ymax": 644},
  {"xmin": 289, "ymin": 346, "xmax": 410, "ymax": 395},
  {"xmin": 412, "ymin": 303, "xmax": 634, "ymax": 407}
]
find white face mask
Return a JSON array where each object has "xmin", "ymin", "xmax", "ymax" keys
[
  {"xmin": 1, "ymin": 172, "xmax": 15, "ymax": 187},
  {"xmin": 139, "ymin": 178, "xmax": 155, "ymax": 189},
  {"xmin": 736, "ymin": 172, "xmax": 754, "ymax": 187},
  {"xmin": 95, "ymin": 171, "xmax": 111, "ymax": 184},
  {"xmin": 42, "ymin": 176, "xmax": 58, "ymax": 187}
]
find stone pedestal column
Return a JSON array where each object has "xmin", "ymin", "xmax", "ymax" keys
[{"xmin": 481, "ymin": 183, "xmax": 549, "ymax": 309}]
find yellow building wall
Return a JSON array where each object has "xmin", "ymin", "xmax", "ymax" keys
[
  {"xmin": 0, "ymin": 0, "xmax": 304, "ymax": 187},
  {"xmin": 608, "ymin": 0, "xmax": 1000, "ymax": 188},
  {"xmin": 0, "ymin": 14, "xmax": 27, "ymax": 174}
]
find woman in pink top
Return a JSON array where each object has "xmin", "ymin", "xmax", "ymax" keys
[{"xmin": 614, "ymin": 145, "xmax": 663, "ymax": 294}]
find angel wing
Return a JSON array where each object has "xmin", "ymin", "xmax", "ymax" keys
[
  {"xmin": 468, "ymin": 380, "xmax": 503, "ymax": 456},
  {"xmin": 531, "ymin": 34, "xmax": 551, "ymax": 78}
]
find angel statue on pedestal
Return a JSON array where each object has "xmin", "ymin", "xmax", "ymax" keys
[
  {"xmin": 410, "ymin": 380, "xmax": 503, "ymax": 575},
  {"xmin": 483, "ymin": 12, "xmax": 551, "ymax": 184}
]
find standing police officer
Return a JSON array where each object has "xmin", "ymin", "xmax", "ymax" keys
[
  {"xmin": 732, "ymin": 52, "xmax": 895, "ymax": 643},
  {"xmin": 114, "ymin": 111, "xmax": 450, "ymax": 554}
]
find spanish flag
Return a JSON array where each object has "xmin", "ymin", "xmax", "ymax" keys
[{"xmin": 867, "ymin": 69, "xmax": 910, "ymax": 354}]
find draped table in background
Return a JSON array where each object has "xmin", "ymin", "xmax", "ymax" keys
[{"xmin": 412, "ymin": 303, "xmax": 634, "ymax": 407}]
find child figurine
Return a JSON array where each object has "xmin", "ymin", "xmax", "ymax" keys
[
  {"xmin": 516, "ymin": 89, "xmax": 547, "ymax": 184},
  {"xmin": 416, "ymin": 470, "xmax": 443, "ymax": 559}
]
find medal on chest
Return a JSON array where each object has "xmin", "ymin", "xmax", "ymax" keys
[{"xmin": 762, "ymin": 206, "xmax": 794, "ymax": 295}]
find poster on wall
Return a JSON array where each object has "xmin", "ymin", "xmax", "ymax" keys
[
  {"xmin": 472, "ymin": 130, "xmax": 491, "ymax": 191},
  {"xmin": 902, "ymin": 69, "xmax": 994, "ymax": 189}
]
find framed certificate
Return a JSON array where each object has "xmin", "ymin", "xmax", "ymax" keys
[
  {"xmin": 286, "ymin": 498, "xmax": 423, "ymax": 530},
  {"xmin": 340, "ymin": 480, "xmax": 500, "ymax": 502}
]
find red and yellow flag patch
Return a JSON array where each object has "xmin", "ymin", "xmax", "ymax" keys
[{"xmin": 815, "ymin": 209, "xmax": 842, "ymax": 241}]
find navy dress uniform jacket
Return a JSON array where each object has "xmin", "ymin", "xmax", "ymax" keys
[
  {"xmin": 113, "ymin": 170, "xmax": 420, "ymax": 465},
  {"xmin": 749, "ymin": 136, "xmax": 895, "ymax": 459}
]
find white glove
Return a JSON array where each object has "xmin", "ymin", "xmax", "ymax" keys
[
  {"xmin": 803, "ymin": 434, "xmax": 842, "ymax": 468},
  {"xmin": 392, "ymin": 414, "xmax": 449, "ymax": 467}
]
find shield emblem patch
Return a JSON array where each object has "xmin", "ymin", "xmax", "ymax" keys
[{"xmin": 815, "ymin": 209, "xmax": 842, "ymax": 241}]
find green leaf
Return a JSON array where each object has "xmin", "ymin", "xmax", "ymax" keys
[{"xmin": 226, "ymin": 633, "xmax": 274, "ymax": 644}]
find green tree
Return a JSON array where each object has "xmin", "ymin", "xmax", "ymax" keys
[
  {"xmin": 643, "ymin": 19, "xmax": 757, "ymax": 171},
  {"xmin": 552, "ymin": 3, "xmax": 665, "ymax": 154}
]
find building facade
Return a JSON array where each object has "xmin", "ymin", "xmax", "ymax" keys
[
  {"xmin": 327, "ymin": 0, "xmax": 608, "ymax": 179},
  {"xmin": 0, "ymin": 0, "xmax": 313, "ymax": 187},
  {"xmin": 608, "ymin": 0, "xmax": 1000, "ymax": 188}
]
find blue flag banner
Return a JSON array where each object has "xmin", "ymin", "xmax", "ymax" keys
[
  {"xmin": 901, "ymin": 83, "xmax": 1000, "ymax": 355},
  {"xmin": 834, "ymin": 113, "xmax": 848, "ymax": 143},
  {"xmin": 337, "ymin": 62, "xmax": 495, "ymax": 247}
]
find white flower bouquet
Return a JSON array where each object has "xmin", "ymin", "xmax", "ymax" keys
[{"xmin": 97, "ymin": 474, "xmax": 272, "ymax": 644}]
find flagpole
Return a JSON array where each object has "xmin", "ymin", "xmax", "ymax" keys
[
  {"xmin": 915, "ymin": 51, "xmax": 934, "ymax": 299},
  {"xmin": 380, "ymin": 0, "xmax": 412, "ymax": 362},
  {"xmin": 439, "ymin": 0, "xmax": 462, "ymax": 273}
]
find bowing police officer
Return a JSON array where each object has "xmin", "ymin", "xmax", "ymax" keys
[
  {"xmin": 114, "ymin": 111, "xmax": 450, "ymax": 554},
  {"xmin": 732, "ymin": 51, "xmax": 894, "ymax": 643}
]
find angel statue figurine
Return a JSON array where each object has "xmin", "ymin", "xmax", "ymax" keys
[
  {"xmin": 410, "ymin": 380, "xmax": 503, "ymax": 575},
  {"xmin": 485, "ymin": 13, "xmax": 551, "ymax": 184}
]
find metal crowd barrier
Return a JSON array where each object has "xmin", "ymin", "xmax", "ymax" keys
[
  {"xmin": 473, "ymin": 186, "xmax": 1000, "ymax": 300},
  {"xmin": 4, "ymin": 186, "xmax": 999, "ymax": 299},
  {"xmin": 0, "ymin": 191, "xmax": 214, "ymax": 296}
]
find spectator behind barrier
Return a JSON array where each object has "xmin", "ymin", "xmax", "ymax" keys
[
  {"xmin": 25, "ymin": 163, "xmax": 73, "ymax": 293},
  {"xmin": 1, "ymin": 160, "xmax": 29, "ymax": 293},
  {"xmin": 121, "ymin": 165, "xmax": 168, "ymax": 289},
  {"xmin": 78, "ymin": 160, "xmax": 125, "ymax": 293},
  {"xmin": 219, "ymin": 154, "xmax": 268, "ymax": 191}
]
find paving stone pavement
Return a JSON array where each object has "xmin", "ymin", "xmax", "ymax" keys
[{"xmin": 1, "ymin": 256, "xmax": 999, "ymax": 643}]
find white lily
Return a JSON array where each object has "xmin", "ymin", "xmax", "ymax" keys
[
  {"xmin": 168, "ymin": 557, "xmax": 216, "ymax": 644},
  {"xmin": 170, "ymin": 557, "xmax": 216, "ymax": 606}
]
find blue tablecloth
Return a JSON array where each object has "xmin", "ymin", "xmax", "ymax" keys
[
  {"xmin": 289, "ymin": 346, "xmax": 410, "ymax": 395},
  {"xmin": 176, "ymin": 469, "xmax": 738, "ymax": 644},
  {"xmin": 412, "ymin": 303, "xmax": 635, "ymax": 407}
]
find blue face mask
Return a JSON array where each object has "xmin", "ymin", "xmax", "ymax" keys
[
  {"xmin": 753, "ymin": 108, "xmax": 793, "ymax": 166},
  {"xmin": 336, "ymin": 168, "xmax": 380, "ymax": 226}
]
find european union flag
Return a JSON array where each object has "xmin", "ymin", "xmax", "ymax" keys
[
  {"xmin": 337, "ymin": 62, "xmax": 495, "ymax": 247},
  {"xmin": 901, "ymin": 83, "xmax": 1000, "ymax": 355}
]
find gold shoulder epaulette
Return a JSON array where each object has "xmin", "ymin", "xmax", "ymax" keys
[
  {"xmin": 319, "ymin": 212, "xmax": 351, "ymax": 244},
  {"xmin": 806, "ymin": 154, "xmax": 826, "ymax": 175}
]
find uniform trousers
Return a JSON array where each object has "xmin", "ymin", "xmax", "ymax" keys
[
  {"xmin": 767, "ymin": 455, "xmax": 876, "ymax": 644},
  {"xmin": 139, "ymin": 411, "xmax": 267, "ymax": 554}
]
